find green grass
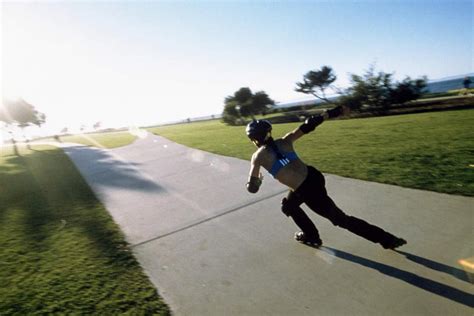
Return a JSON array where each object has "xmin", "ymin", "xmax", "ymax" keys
[
  {"xmin": 420, "ymin": 88, "xmax": 474, "ymax": 99},
  {"xmin": 0, "ymin": 145, "xmax": 170, "ymax": 315},
  {"xmin": 149, "ymin": 109, "xmax": 474, "ymax": 196},
  {"xmin": 39, "ymin": 131, "xmax": 138, "ymax": 149}
]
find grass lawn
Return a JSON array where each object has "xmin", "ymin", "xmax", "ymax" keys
[
  {"xmin": 0, "ymin": 144, "xmax": 170, "ymax": 315},
  {"xmin": 38, "ymin": 131, "xmax": 138, "ymax": 149},
  {"xmin": 420, "ymin": 88, "xmax": 474, "ymax": 99},
  {"xmin": 149, "ymin": 109, "xmax": 474, "ymax": 196}
]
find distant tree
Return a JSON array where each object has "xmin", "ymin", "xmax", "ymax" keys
[
  {"xmin": 93, "ymin": 121, "xmax": 102, "ymax": 130},
  {"xmin": 295, "ymin": 66, "xmax": 337, "ymax": 103},
  {"xmin": 0, "ymin": 100, "xmax": 16, "ymax": 152},
  {"xmin": 1, "ymin": 98, "xmax": 45, "ymax": 154},
  {"xmin": 61, "ymin": 127, "xmax": 69, "ymax": 134},
  {"xmin": 336, "ymin": 93, "xmax": 363, "ymax": 111},
  {"xmin": 342, "ymin": 65, "xmax": 428, "ymax": 111},
  {"xmin": 12, "ymin": 99, "xmax": 45, "ymax": 127},
  {"xmin": 0, "ymin": 102, "xmax": 14, "ymax": 125},
  {"xmin": 389, "ymin": 76, "xmax": 427, "ymax": 105},
  {"xmin": 347, "ymin": 65, "xmax": 393, "ymax": 110},
  {"xmin": 234, "ymin": 87, "xmax": 253, "ymax": 104},
  {"xmin": 232, "ymin": 87, "xmax": 254, "ymax": 118},
  {"xmin": 252, "ymin": 91, "xmax": 274, "ymax": 116},
  {"xmin": 1, "ymin": 98, "xmax": 45, "ymax": 132},
  {"xmin": 222, "ymin": 99, "xmax": 241, "ymax": 125},
  {"xmin": 222, "ymin": 87, "xmax": 275, "ymax": 125}
]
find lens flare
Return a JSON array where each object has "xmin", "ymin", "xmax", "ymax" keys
[
  {"xmin": 79, "ymin": 133, "xmax": 105, "ymax": 148},
  {"xmin": 458, "ymin": 257, "xmax": 474, "ymax": 283},
  {"xmin": 316, "ymin": 247, "xmax": 336, "ymax": 264},
  {"xmin": 210, "ymin": 158, "xmax": 230, "ymax": 173},
  {"xmin": 188, "ymin": 149, "xmax": 204, "ymax": 162},
  {"xmin": 128, "ymin": 126, "xmax": 147, "ymax": 139},
  {"xmin": 458, "ymin": 257, "xmax": 474, "ymax": 271}
]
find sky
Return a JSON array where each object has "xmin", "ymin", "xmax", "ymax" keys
[{"xmin": 1, "ymin": 0, "xmax": 473, "ymax": 137}]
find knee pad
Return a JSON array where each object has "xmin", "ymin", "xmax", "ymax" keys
[{"xmin": 281, "ymin": 197, "xmax": 295, "ymax": 217}]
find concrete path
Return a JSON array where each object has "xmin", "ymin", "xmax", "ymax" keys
[{"xmin": 61, "ymin": 133, "xmax": 473, "ymax": 316}]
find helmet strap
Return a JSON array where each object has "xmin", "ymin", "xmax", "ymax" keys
[{"xmin": 263, "ymin": 132, "xmax": 272, "ymax": 144}]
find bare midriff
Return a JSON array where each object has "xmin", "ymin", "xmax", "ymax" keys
[{"xmin": 256, "ymin": 138, "xmax": 309, "ymax": 191}]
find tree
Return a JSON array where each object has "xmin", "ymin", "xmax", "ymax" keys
[
  {"xmin": 233, "ymin": 87, "xmax": 253, "ymax": 104},
  {"xmin": 1, "ymin": 98, "xmax": 45, "ymax": 134},
  {"xmin": 295, "ymin": 66, "xmax": 337, "ymax": 103},
  {"xmin": 222, "ymin": 87, "xmax": 275, "ymax": 125},
  {"xmin": 232, "ymin": 87, "xmax": 254, "ymax": 118},
  {"xmin": 252, "ymin": 91, "xmax": 274, "ymax": 116},
  {"xmin": 348, "ymin": 65, "xmax": 393, "ymax": 110},
  {"xmin": 0, "ymin": 102, "xmax": 14, "ymax": 125},
  {"xmin": 342, "ymin": 65, "xmax": 427, "ymax": 111},
  {"xmin": 1, "ymin": 98, "xmax": 46, "ymax": 154},
  {"xmin": 389, "ymin": 77, "xmax": 427, "ymax": 105},
  {"xmin": 222, "ymin": 100, "xmax": 241, "ymax": 125},
  {"xmin": 93, "ymin": 122, "xmax": 102, "ymax": 131},
  {"xmin": 0, "ymin": 100, "xmax": 16, "ymax": 152},
  {"xmin": 12, "ymin": 99, "xmax": 45, "ymax": 127},
  {"xmin": 336, "ymin": 93, "xmax": 363, "ymax": 111},
  {"xmin": 1, "ymin": 98, "xmax": 45, "ymax": 127},
  {"xmin": 296, "ymin": 64, "xmax": 427, "ymax": 112}
]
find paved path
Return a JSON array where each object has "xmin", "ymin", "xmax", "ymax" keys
[{"xmin": 62, "ymin": 134, "xmax": 473, "ymax": 315}]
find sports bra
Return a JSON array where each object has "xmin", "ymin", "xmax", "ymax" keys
[{"xmin": 269, "ymin": 151, "xmax": 299, "ymax": 177}]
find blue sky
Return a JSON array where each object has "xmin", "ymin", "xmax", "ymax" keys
[{"xmin": 1, "ymin": 0, "xmax": 472, "ymax": 136}]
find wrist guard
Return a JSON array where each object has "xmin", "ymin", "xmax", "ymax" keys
[
  {"xmin": 326, "ymin": 106, "xmax": 343, "ymax": 118},
  {"xmin": 246, "ymin": 176, "xmax": 262, "ymax": 193},
  {"xmin": 299, "ymin": 115, "xmax": 324, "ymax": 134}
]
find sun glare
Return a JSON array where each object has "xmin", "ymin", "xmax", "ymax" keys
[{"xmin": 128, "ymin": 126, "xmax": 148, "ymax": 139}]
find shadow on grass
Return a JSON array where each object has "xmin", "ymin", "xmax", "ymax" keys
[
  {"xmin": 0, "ymin": 153, "xmax": 60, "ymax": 251},
  {"xmin": 0, "ymin": 153, "xmax": 29, "ymax": 228},
  {"xmin": 0, "ymin": 147, "xmax": 170, "ymax": 314},
  {"xmin": 317, "ymin": 246, "xmax": 474, "ymax": 308},
  {"xmin": 0, "ymin": 147, "xmax": 162, "ymax": 256}
]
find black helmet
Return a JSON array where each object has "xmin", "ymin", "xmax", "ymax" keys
[{"xmin": 246, "ymin": 120, "xmax": 272, "ymax": 144}]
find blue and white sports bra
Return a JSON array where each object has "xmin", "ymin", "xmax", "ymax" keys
[{"xmin": 269, "ymin": 151, "xmax": 299, "ymax": 177}]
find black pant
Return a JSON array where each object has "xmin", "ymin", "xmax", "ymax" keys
[{"xmin": 284, "ymin": 166, "xmax": 397, "ymax": 246}]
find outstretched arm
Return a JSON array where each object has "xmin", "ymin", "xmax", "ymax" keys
[{"xmin": 284, "ymin": 105, "xmax": 346, "ymax": 143}]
